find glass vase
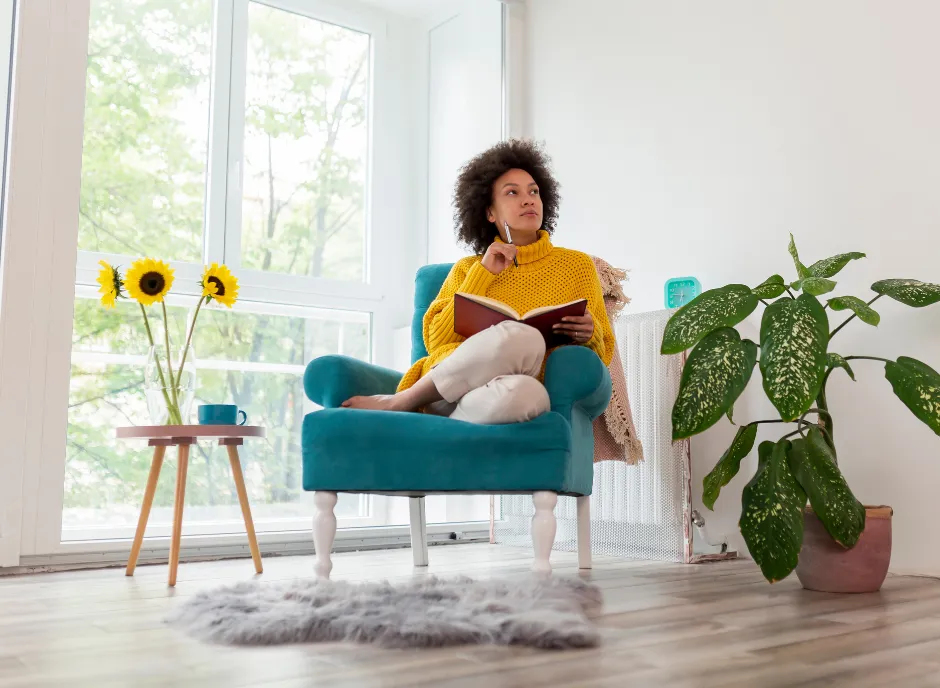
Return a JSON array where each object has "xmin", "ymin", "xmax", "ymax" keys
[{"xmin": 144, "ymin": 345, "xmax": 196, "ymax": 426}]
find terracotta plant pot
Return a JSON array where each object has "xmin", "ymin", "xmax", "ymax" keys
[{"xmin": 795, "ymin": 505, "xmax": 893, "ymax": 593}]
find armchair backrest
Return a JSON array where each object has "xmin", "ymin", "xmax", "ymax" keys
[{"xmin": 412, "ymin": 263, "xmax": 454, "ymax": 363}]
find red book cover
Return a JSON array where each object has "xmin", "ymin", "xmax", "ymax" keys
[{"xmin": 454, "ymin": 293, "xmax": 588, "ymax": 349}]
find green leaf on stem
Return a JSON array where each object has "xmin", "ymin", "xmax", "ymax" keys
[
  {"xmin": 808, "ymin": 252, "xmax": 866, "ymax": 278},
  {"xmin": 788, "ymin": 234, "xmax": 811, "ymax": 279},
  {"xmin": 753, "ymin": 275, "xmax": 787, "ymax": 300},
  {"xmin": 661, "ymin": 285, "xmax": 758, "ymax": 355},
  {"xmin": 756, "ymin": 440, "xmax": 774, "ymax": 468},
  {"xmin": 827, "ymin": 353, "xmax": 855, "ymax": 381},
  {"xmin": 827, "ymin": 296, "xmax": 880, "ymax": 326},
  {"xmin": 672, "ymin": 328, "xmax": 758, "ymax": 439},
  {"xmin": 740, "ymin": 438, "xmax": 806, "ymax": 583},
  {"xmin": 791, "ymin": 277, "xmax": 837, "ymax": 297},
  {"xmin": 760, "ymin": 294, "xmax": 829, "ymax": 421},
  {"xmin": 703, "ymin": 424, "xmax": 757, "ymax": 510},
  {"xmin": 885, "ymin": 356, "xmax": 940, "ymax": 435},
  {"xmin": 787, "ymin": 428, "xmax": 865, "ymax": 548},
  {"xmin": 872, "ymin": 279, "xmax": 940, "ymax": 308}
]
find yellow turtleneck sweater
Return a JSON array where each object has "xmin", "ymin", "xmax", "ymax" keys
[{"xmin": 398, "ymin": 231, "xmax": 614, "ymax": 392}]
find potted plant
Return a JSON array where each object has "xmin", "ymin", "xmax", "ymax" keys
[{"xmin": 661, "ymin": 235, "xmax": 940, "ymax": 591}]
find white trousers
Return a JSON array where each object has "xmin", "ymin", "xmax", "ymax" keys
[{"xmin": 427, "ymin": 321, "xmax": 551, "ymax": 425}]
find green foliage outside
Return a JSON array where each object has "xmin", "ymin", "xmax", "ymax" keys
[{"xmin": 67, "ymin": 0, "xmax": 370, "ymax": 527}]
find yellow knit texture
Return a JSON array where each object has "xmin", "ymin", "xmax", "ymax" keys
[{"xmin": 398, "ymin": 231, "xmax": 614, "ymax": 392}]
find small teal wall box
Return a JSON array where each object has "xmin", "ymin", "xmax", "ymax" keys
[{"xmin": 665, "ymin": 276, "xmax": 702, "ymax": 309}]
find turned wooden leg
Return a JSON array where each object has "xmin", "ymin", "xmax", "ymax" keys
[
  {"xmin": 225, "ymin": 444, "xmax": 262, "ymax": 574},
  {"xmin": 167, "ymin": 443, "xmax": 190, "ymax": 587},
  {"xmin": 313, "ymin": 491, "xmax": 338, "ymax": 579},
  {"xmin": 126, "ymin": 445, "xmax": 166, "ymax": 576},
  {"xmin": 577, "ymin": 495, "xmax": 592, "ymax": 570},
  {"xmin": 532, "ymin": 491, "xmax": 558, "ymax": 575},
  {"xmin": 409, "ymin": 496, "xmax": 428, "ymax": 567}
]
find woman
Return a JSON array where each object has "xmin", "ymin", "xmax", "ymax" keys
[{"xmin": 344, "ymin": 139, "xmax": 614, "ymax": 424}]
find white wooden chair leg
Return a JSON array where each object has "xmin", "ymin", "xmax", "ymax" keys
[
  {"xmin": 313, "ymin": 491, "xmax": 337, "ymax": 579},
  {"xmin": 531, "ymin": 491, "xmax": 558, "ymax": 574},
  {"xmin": 577, "ymin": 495, "xmax": 592, "ymax": 570},
  {"xmin": 409, "ymin": 496, "xmax": 428, "ymax": 567}
]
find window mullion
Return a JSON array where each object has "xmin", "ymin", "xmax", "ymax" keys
[{"xmin": 204, "ymin": 0, "xmax": 236, "ymax": 266}]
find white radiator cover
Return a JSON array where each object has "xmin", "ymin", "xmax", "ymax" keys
[{"xmin": 495, "ymin": 309, "xmax": 693, "ymax": 563}]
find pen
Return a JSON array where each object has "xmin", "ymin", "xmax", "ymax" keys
[{"xmin": 504, "ymin": 221, "xmax": 519, "ymax": 267}]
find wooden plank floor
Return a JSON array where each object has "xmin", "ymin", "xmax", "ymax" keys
[{"xmin": 2, "ymin": 544, "xmax": 940, "ymax": 687}]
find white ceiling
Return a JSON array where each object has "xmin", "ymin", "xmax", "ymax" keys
[{"xmin": 357, "ymin": 0, "xmax": 475, "ymax": 20}]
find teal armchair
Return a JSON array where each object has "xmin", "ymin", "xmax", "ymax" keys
[{"xmin": 302, "ymin": 264, "xmax": 612, "ymax": 577}]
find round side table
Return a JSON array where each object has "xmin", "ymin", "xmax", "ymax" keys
[{"xmin": 116, "ymin": 425, "xmax": 266, "ymax": 586}]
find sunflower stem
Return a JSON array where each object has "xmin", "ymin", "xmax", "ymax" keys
[
  {"xmin": 139, "ymin": 303, "xmax": 178, "ymax": 424},
  {"xmin": 175, "ymin": 297, "xmax": 204, "ymax": 393},
  {"xmin": 161, "ymin": 301, "xmax": 182, "ymax": 425}
]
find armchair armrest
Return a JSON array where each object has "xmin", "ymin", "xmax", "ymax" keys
[
  {"xmin": 304, "ymin": 355, "xmax": 403, "ymax": 409},
  {"xmin": 543, "ymin": 346, "xmax": 612, "ymax": 421}
]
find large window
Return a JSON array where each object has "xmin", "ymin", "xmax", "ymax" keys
[
  {"xmin": 78, "ymin": 0, "xmax": 212, "ymax": 262},
  {"xmin": 239, "ymin": 3, "xmax": 369, "ymax": 280},
  {"xmin": 65, "ymin": 0, "xmax": 381, "ymax": 541}
]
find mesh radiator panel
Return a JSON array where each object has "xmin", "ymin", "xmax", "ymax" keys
[{"xmin": 495, "ymin": 309, "xmax": 691, "ymax": 563}]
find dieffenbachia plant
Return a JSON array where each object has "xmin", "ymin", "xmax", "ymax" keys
[{"xmin": 661, "ymin": 235, "xmax": 940, "ymax": 582}]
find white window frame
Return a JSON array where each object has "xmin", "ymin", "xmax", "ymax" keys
[
  {"xmin": 55, "ymin": 0, "xmax": 391, "ymax": 550},
  {"xmin": 0, "ymin": 0, "xmax": 508, "ymax": 567},
  {"xmin": 1, "ymin": 0, "xmax": 403, "ymax": 561}
]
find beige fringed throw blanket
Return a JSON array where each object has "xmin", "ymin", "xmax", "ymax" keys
[{"xmin": 591, "ymin": 257, "xmax": 644, "ymax": 465}]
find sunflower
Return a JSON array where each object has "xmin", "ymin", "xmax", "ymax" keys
[
  {"xmin": 125, "ymin": 257, "xmax": 174, "ymax": 306},
  {"xmin": 96, "ymin": 260, "xmax": 124, "ymax": 309},
  {"xmin": 201, "ymin": 263, "xmax": 239, "ymax": 308}
]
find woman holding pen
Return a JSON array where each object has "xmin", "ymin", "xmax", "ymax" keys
[{"xmin": 343, "ymin": 139, "xmax": 613, "ymax": 425}]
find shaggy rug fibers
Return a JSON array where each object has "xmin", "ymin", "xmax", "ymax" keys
[{"xmin": 167, "ymin": 575, "xmax": 602, "ymax": 649}]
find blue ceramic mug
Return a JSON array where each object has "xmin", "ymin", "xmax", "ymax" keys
[{"xmin": 198, "ymin": 404, "xmax": 247, "ymax": 426}]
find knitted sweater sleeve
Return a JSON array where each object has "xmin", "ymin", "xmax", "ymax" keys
[
  {"xmin": 423, "ymin": 258, "xmax": 496, "ymax": 354},
  {"xmin": 582, "ymin": 256, "xmax": 615, "ymax": 366}
]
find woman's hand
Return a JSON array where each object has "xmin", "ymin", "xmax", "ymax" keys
[
  {"xmin": 480, "ymin": 242, "xmax": 518, "ymax": 275},
  {"xmin": 553, "ymin": 311, "xmax": 594, "ymax": 344}
]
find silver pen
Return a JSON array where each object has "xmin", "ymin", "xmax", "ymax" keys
[{"xmin": 503, "ymin": 221, "xmax": 519, "ymax": 267}]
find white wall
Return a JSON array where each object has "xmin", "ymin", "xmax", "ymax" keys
[
  {"xmin": 524, "ymin": 0, "xmax": 940, "ymax": 573},
  {"xmin": 426, "ymin": 1, "xmax": 503, "ymax": 265}
]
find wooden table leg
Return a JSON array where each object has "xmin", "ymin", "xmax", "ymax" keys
[
  {"xmin": 226, "ymin": 444, "xmax": 263, "ymax": 574},
  {"xmin": 167, "ymin": 443, "xmax": 190, "ymax": 587},
  {"xmin": 126, "ymin": 445, "xmax": 166, "ymax": 576}
]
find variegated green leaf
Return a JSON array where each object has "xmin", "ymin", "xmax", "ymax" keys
[
  {"xmin": 872, "ymin": 279, "xmax": 940, "ymax": 308},
  {"xmin": 808, "ymin": 252, "xmax": 866, "ymax": 279},
  {"xmin": 790, "ymin": 277, "xmax": 836, "ymax": 297},
  {"xmin": 760, "ymin": 294, "xmax": 829, "ymax": 421},
  {"xmin": 756, "ymin": 440, "xmax": 774, "ymax": 468},
  {"xmin": 827, "ymin": 296, "xmax": 880, "ymax": 326},
  {"xmin": 672, "ymin": 328, "xmax": 758, "ymax": 440},
  {"xmin": 788, "ymin": 234, "xmax": 811, "ymax": 279},
  {"xmin": 752, "ymin": 275, "xmax": 787, "ymax": 300},
  {"xmin": 661, "ymin": 285, "xmax": 758, "ymax": 355},
  {"xmin": 740, "ymin": 439, "xmax": 806, "ymax": 583},
  {"xmin": 827, "ymin": 353, "xmax": 855, "ymax": 381},
  {"xmin": 885, "ymin": 356, "xmax": 940, "ymax": 435},
  {"xmin": 787, "ymin": 428, "xmax": 865, "ymax": 548},
  {"xmin": 703, "ymin": 424, "xmax": 757, "ymax": 510}
]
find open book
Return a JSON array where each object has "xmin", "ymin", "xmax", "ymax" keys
[{"xmin": 454, "ymin": 292, "xmax": 588, "ymax": 348}]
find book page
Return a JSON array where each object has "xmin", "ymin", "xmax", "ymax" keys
[
  {"xmin": 521, "ymin": 299, "xmax": 587, "ymax": 320},
  {"xmin": 455, "ymin": 292, "xmax": 521, "ymax": 320}
]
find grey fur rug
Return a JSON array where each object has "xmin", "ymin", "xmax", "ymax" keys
[{"xmin": 167, "ymin": 575, "xmax": 602, "ymax": 650}]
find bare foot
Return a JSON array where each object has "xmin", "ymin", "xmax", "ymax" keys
[{"xmin": 341, "ymin": 394, "xmax": 412, "ymax": 412}]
